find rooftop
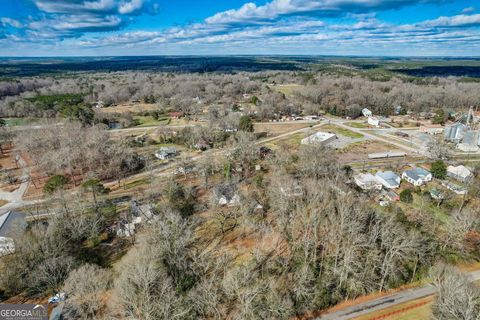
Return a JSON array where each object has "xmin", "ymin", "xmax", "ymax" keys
[
  {"xmin": 301, "ymin": 132, "xmax": 336, "ymax": 145},
  {"xmin": 447, "ymin": 165, "xmax": 472, "ymax": 179},
  {"xmin": 404, "ymin": 167, "xmax": 430, "ymax": 180}
]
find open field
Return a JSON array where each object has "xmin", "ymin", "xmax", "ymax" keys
[
  {"xmin": 97, "ymin": 103, "xmax": 158, "ymax": 114},
  {"xmin": 273, "ymin": 84, "xmax": 304, "ymax": 96},
  {"xmin": 346, "ymin": 121, "xmax": 369, "ymax": 128},
  {"xmin": 133, "ymin": 115, "xmax": 169, "ymax": 127},
  {"xmin": 321, "ymin": 124, "xmax": 364, "ymax": 138},
  {"xmin": 254, "ymin": 122, "xmax": 316, "ymax": 136},
  {"xmin": 3, "ymin": 118, "xmax": 40, "ymax": 127}
]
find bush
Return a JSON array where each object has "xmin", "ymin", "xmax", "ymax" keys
[
  {"xmin": 431, "ymin": 160, "xmax": 447, "ymax": 179},
  {"xmin": 239, "ymin": 115, "xmax": 254, "ymax": 132},
  {"xmin": 400, "ymin": 189, "xmax": 413, "ymax": 203},
  {"xmin": 44, "ymin": 175, "xmax": 70, "ymax": 194}
]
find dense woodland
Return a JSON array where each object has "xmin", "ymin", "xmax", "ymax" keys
[
  {"xmin": 0, "ymin": 69, "xmax": 479, "ymax": 319},
  {"xmin": 1, "ymin": 72, "xmax": 480, "ymax": 122}
]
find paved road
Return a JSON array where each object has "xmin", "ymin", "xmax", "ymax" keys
[
  {"xmin": 0, "ymin": 157, "xmax": 35, "ymax": 214},
  {"xmin": 317, "ymin": 270, "xmax": 480, "ymax": 320},
  {"xmin": 324, "ymin": 117, "xmax": 423, "ymax": 155},
  {"xmin": 106, "ymin": 121, "xmax": 327, "ymax": 187}
]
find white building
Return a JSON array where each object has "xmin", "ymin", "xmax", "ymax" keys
[
  {"xmin": 375, "ymin": 171, "xmax": 401, "ymax": 189},
  {"xmin": 447, "ymin": 165, "xmax": 473, "ymax": 182},
  {"xmin": 354, "ymin": 173, "xmax": 382, "ymax": 191},
  {"xmin": 362, "ymin": 108, "xmax": 373, "ymax": 117},
  {"xmin": 301, "ymin": 132, "xmax": 337, "ymax": 146},
  {"xmin": 368, "ymin": 116, "xmax": 380, "ymax": 127},
  {"xmin": 402, "ymin": 168, "xmax": 432, "ymax": 186},
  {"xmin": 154, "ymin": 147, "xmax": 177, "ymax": 160}
]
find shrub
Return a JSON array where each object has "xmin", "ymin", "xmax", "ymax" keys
[
  {"xmin": 400, "ymin": 189, "xmax": 413, "ymax": 203},
  {"xmin": 44, "ymin": 175, "xmax": 70, "ymax": 194},
  {"xmin": 431, "ymin": 160, "xmax": 447, "ymax": 179}
]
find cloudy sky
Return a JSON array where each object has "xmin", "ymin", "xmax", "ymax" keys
[{"xmin": 0, "ymin": 0, "xmax": 479, "ymax": 56}]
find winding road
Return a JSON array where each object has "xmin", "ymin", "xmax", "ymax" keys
[{"xmin": 316, "ymin": 270, "xmax": 480, "ymax": 319}]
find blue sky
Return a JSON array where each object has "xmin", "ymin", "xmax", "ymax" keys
[{"xmin": 0, "ymin": 0, "xmax": 479, "ymax": 56}]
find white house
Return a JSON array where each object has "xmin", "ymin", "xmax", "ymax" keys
[
  {"xmin": 362, "ymin": 108, "xmax": 373, "ymax": 117},
  {"xmin": 402, "ymin": 168, "xmax": 432, "ymax": 186},
  {"xmin": 375, "ymin": 171, "xmax": 401, "ymax": 189},
  {"xmin": 354, "ymin": 173, "xmax": 382, "ymax": 191},
  {"xmin": 154, "ymin": 147, "xmax": 177, "ymax": 160},
  {"xmin": 447, "ymin": 165, "xmax": 473, "ymax": 183},
  {"xmin": 368, "ymin": 116, "xmax": 380, "ymax": 127},
  {"xmin": 301, "ymin": 132, "xmax": 337, "ymax": 146}
]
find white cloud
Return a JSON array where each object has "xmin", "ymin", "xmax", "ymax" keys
[
  {"xmin": 1, "ymin": 17, "xmax": 23, "ymax": 28},
  {"xmin": 205, "ymin": 0, "xmax": 441, "ymax": 25},
  {"xmin": 462, "ymin": 7, "xmax": 475, "ymax": 14},
  {"xmin": 421, "ymin": 14, "xmax": 480, "ymax": 28}
]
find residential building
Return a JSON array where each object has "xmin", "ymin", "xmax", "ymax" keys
[
  {"xmin": 375, "ymin": 171, "xmax": 401, "ymax": 189},
  {"xmin": 385, "ymin": 190, "xmax": 400, "ymax": 201},
  {"xmin": 447, "ymin": 165, "xmax": 473, "ymax": 182},
  {"xmin": 362, "ymin": 108, "xmax": 373, "ymax": 117},
  {"xmin": 0, "ymin": 211, "xmax": 26, "ymax": 256},
  {"xmin": 301, "ymin": 132, "xmax": 337, "ymax": 146},
  {"xmin": 354, "ymin": 173, "xmax": 382, "ymax": 191},
  {"xmin": 402, "ymin": 167, "xmax": 432, "ymax": 186},
  {"xmin": 394, "ymin": 105, "xmax": 404, "ymax": 115},
  {"xmin": 441, "ymin": 181, "xmax": 467, "ymax": 195},
  {"xmin": 430, "ymin": 188, "xmax": 444, "ymax": 200},
  {"xmin": 368, "ymin": 116, "xmax": 380, "ymax": 127},
  {"xmin": 154, "ymin": 147, "xmax": 177, "ymax": 160},
  {"xmin": 420, "ymin": 124, "xmax": 444, "ymax": 135},
  {"xmin": 444, "ymin": 123, "xmax": 467, "ymax": 141}
]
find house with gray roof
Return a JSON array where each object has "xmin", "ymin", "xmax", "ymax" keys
[
  {"xmin": 154, "ymin": 147, "xmax": 177, "ymax": 160},
  {"xmin": 447, "ymin": 165, "xmax": 473, "ymax": 183},
  {"xmin": 375, "ymin": 171, "xmax": 401, "ymax": 189},
  {"xmin": 402, "ymin": 168, "xmax": 432, "ymax": 186},
  {"xmin": 354, "ymin": 173, "xmax": 382, "ymax": 191},
  {"xmin": 0, "ymin": 211, "xmax": 26, "ymax": 256}
]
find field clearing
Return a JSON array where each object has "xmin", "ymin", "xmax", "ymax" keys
[
  {"xmin": 273, "ymin": 84, "xmax": 304, "ymax": 96},
  {"xmin": 254, "ymin": 122, "xmax": 315, "ymax": 136},
  {"xmin": 133, "ymin": 115, "xmax": 169, "ymax": 127},
  {"xmin": 337, "ymin": 140, "xmax": 403, "ymax": 162},
  {"xmin": 346, "ymin": 121, "xmax": 369, "ymax": 128},
  {"xmin": 353, "ymin": 296, "xmax": 433, "ymax": 320},
  {"xmin": 97, "ymin": 103, "xmax": 158, "ymax": 114},
  {"xmin": 321, "ymin": 124, "xmax": 364, "ymax": 138},
  {"xmin": 3, "ymin": 117, "xmax": 40, "ymax": 127}
]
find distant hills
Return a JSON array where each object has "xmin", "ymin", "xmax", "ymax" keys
[{"xmin": 1, "ymin": 55, "xmax": 480, "ymax": 78}]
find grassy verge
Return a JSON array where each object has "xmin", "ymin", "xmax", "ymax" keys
[
  {"xmin": 353, "ymin": 296, "xmax": 433, "ymax": 320},
  {"xmin": 133, "ymin": 115, "xmax": 169, "ymax": 127},
  {"xmin": 346, "ymin": 122, "xmax": 368, "ymax": 129},
  {"xmin": 321, "ymin": 124, "xmax": 364, "ymax": 139}
]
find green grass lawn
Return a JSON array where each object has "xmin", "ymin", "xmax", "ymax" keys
[
  {"xmin": 346, "ymin": 122, "xmax": 368, "ymax": 129},
  {"xmin": 321, "ymin": 124, "xmax": 364, "ymax": 139},
  {"xmin": 123, "ymin": 178, "xmax": 149, "ymax": 190},
  {"xmin": 133, "ymin": 115, "xmax": 169, "ymax": 127},
  {"xmin": 3, "ymin": 117, "xmax": 40, "ymax": 126},
  {"xmin": 398, "ymin": 192, "xmax": 450, "ymax": 224}
]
